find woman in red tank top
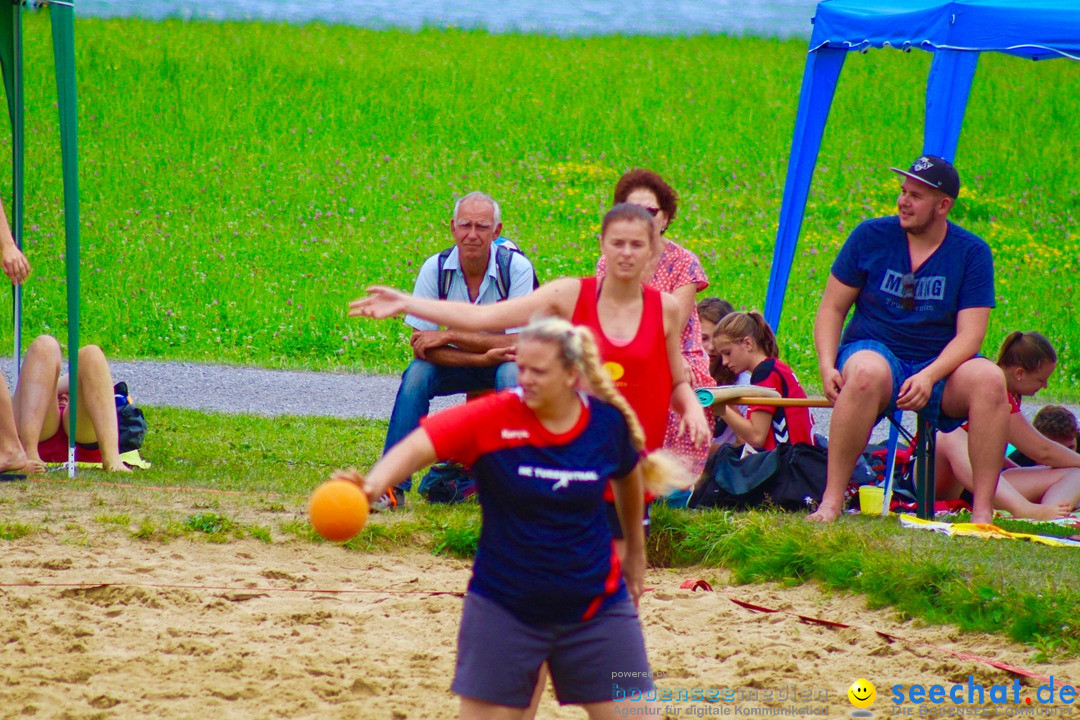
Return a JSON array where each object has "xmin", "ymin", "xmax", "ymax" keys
[
  {"xmin": 351, "ymin": 203, "xmax": 710, "ymax": 455},
  {"xmin": 570, "ymin": 276, "xmax": 670, "ymax": 453}
]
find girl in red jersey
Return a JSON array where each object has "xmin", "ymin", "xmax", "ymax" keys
[
  {"xmin": 933, "ymin": 331, "xmax": 1080, "ymax": 519},
  {"xmin": 710, "ymin": 311, "xmax": 816, "ymax": 451},
  {"xmin": 334, "ymin": 317, "xmax": 687, "ymax": 718},
  {"xmin": 351, "ymin": 203, "xmax": 710, "ymax": 474}
]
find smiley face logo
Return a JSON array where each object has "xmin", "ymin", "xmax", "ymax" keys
[
  {"xmin": 602, "ymin": 361, "xmax": 625, "ymax": 382},
  {"xmin": 848, "ymin": 678, "xmax": 876, "ymax": 708}
]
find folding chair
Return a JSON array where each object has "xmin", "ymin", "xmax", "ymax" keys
[{"xmin": 881, "ymin": 411, "xmax": 936, "ymax": 520}]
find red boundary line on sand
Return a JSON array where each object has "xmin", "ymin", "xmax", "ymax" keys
[
  {"xmin": 681, "ymin": 578, "xmax": 1071, "ymax": 691},
  {"xmin": 0, "ymin": 581, "xmax": 464, "ymax": 598},
  {"xmin": 1, "ymin": 575, "xmax": 1068, "ymax": 690}
]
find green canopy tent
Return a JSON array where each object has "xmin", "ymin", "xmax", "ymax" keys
[{"xmin": 0, "ymin": 1, "xmax": 81, "ymax": 477}]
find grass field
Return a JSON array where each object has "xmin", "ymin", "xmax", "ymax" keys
[
  {"xmin": 2, "ymin": 406, "xmax": 1077, "ymax": 660},
  {"xmin": 1, "ymin": 12, "xmax": 1078, "ymax": 661},
  {"xmin": 2, "ymin": 13, "xmax": 1078, "ymax": 392}
]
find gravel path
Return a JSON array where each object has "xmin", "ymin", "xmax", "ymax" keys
[
  {"xmin": 0, "ymin": 358, "xmax": 463, "ymax": 421},
  {"xmin": 3, "ymin": 358, "xmax": 1075, "ymax": 444}
]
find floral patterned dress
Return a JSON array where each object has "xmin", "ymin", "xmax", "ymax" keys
[{"xmin": 597, "ymin": 240, "xmax": 714, "ymax": 474}]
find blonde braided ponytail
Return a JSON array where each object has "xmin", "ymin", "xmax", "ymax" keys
[{"xmin": 520, "ymin": 318, "xmax": 691, "ymax": 496}]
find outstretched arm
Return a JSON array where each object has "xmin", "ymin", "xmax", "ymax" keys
[
  {"xmin": 1010, "ymin": 412, "xmax": 1080, "ymax": 468},
  {"xmin": 814, "ymin": 274, "xmax": 859, "ymax": 402},
  {"xmin": 661, "ymin": 294, "xmax": 709, "ymax": 447},
  {"xmin": 350, "ymin": 277, "xmax": 580, "ymax": 332},
  {"xmin": 334, "ymin": 428, "xmax": 439, "ymax": 502}
]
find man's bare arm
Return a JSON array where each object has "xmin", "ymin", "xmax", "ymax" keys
[
  {"xmin": 896, "ymin": 306, "xmax": 990, "ymax": 410},
  {"xmin": 423, "ymin": 345, "xmax": 513, "ymax": 368},
  {"xmin": 410, "ymin": 329, "xmax": 514, "ymax": 360},
  {"xmin": 436, "ymin": 330, "xmax": 514, "ymax": 354},
  {"xmin": 813, "ymin": 275, "xmax": 860, "ymax": 402}
]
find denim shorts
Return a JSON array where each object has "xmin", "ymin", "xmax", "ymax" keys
[
  {"xmin": 452, "ymin": 593, "xmax": 653, "ymax": 707},
  {"xmin": 836, "ymin": 339, "xmax": 965, "ymax": 432}
]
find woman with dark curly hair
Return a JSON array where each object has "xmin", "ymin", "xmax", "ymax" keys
[{"xmin": 597, "ymin": 168, "xmax": 715, "ymax": 474}]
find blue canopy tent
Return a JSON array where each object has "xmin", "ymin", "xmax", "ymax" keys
[{"xmin": 763, "ymin": 0, "xmax": 1080, "ymax": 331}]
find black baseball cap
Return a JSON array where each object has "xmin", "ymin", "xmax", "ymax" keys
[{"xmin": 890, "ymin": 155, "xmax": 960, "ymax": 199}]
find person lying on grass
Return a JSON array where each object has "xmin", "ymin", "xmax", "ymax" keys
[
  {"xmin": 14, "ymin": 335, "xmax": 131, "ymax": 473},
  {"xmin": 333, "ymin": 316, "xmax": 687, "ymax": 719},
  {"xmin": 934, "ymin": 331, "xmax": 1080, "ymax": 520},
  {"xmin": 1009, "ymin": 404, "xmax": 1078, "ymax": 467}
]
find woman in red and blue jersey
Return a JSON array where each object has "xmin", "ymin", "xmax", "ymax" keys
[{"xmin": 335, "ymin": 317, "xmax": 687, "ymax": 716}]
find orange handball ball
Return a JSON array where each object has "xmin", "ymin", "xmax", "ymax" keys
[{"xmin": 309, "ymin": 479, "xmax": 369, "ymax": 542}]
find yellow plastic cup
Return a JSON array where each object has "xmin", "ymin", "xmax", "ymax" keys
[{"xmin": 859, "ymin": 485, "xmax": 885, "ymax": 515}]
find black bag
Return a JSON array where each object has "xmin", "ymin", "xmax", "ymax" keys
[
  {"xmin": 418, "ymin": 462, "xmax": 477, "ymax": 504},
  {"xmin": 688, "ymin": 443, "xmax": 828, "ymax": 512},
  {"xmin": 114, "ymin": 382, "xmax": 147, "ymax": 452}
]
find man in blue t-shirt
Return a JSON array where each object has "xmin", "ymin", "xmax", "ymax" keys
[
  {"xmin": 376, "ymin": 191, "xmax": 536, "ymax": 509},
  {"xmin": 809, "ymin": 156, "xmax": 1009, "ymax": 524}
]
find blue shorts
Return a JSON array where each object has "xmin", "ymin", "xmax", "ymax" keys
[
  {"xmin": 452, "ymin": 592, "xmax": 653, "ymax": 707},
  {"xmin": 837, "ymin": 340, "xmax": 965, "ymax": 432}
]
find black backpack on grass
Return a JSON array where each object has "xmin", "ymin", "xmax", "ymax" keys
[
  {"xmin": 688, "ymin": 443, "xmax": 828, "ymax": 512},
  {"xmin": 114, "ymin": 382, "xmax": 147, "ymax": 452}
]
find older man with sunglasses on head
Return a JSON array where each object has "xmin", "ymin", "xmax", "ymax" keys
[{"xmin": 808, "ymin": 155, "xmax": 1008, "ymax": 524}]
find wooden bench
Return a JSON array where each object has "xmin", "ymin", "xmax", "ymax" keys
[{"xmin": 696, "ymin": 386, "xmax": 936, "ymax": 519}]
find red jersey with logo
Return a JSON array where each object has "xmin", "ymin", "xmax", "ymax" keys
[
  {"xmin": 570, "ymin": 276, "xmax": 671, "ymax": 452},
  {"xmin": 744, "ymin": 358, "xmax": 815, "ymax": 450},
  {"xmin": 420, "ymin": 390, "xmax": 639, "ymax": 625}
]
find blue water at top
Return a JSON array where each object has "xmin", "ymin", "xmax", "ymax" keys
[{"xmin": 73, "ymin": 0, "xmax": 820, "ymax": 39}]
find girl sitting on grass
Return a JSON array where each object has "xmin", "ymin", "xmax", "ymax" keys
[
  {"xmin": 710, "ymin": 311, "xmax": 815, "ymax": 451},
  {"xmin": 934, "ymin": 331, "xmax": 1080, "ymax": 520}
]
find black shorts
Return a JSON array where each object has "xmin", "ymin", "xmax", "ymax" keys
[{"xmin": 452, "ymin": 593, "xmax": 652, "ymax": 707}]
